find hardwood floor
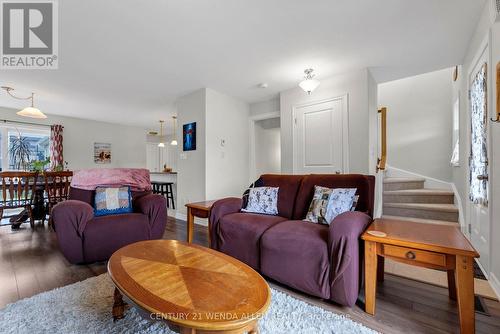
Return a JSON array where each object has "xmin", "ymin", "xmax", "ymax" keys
[{"xmin": 0, "ymin": 217, "xmax": 499, "ymax": 333}]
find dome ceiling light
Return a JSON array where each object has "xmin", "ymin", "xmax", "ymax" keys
[{"xmin": 298, "ymin": 69, "xmax": 320, "ymax": 95}]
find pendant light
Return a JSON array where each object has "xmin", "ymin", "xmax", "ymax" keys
[
  {"xmin": 170, "ymin": 116, "xmax": 178, "ymax": 146},
  {"xmin": 158, "ymin": 120, "xmax": 165, "ymax": 147},
  {"xmin": 299, "ymin": 69, "xmax": 320, "ymax": 95},
  {"xmin": 2, "ymin": 86, "xmax": 47, "ymax": 119}
]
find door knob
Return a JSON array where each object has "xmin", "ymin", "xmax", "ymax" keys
[{"xmin": 477, "ymin": 175, "xmax": 489, "ymax": 181}]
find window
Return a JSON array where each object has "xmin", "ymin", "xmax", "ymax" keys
[
  {"xmin": 0, "ymin": 124, "xmax": 50, "ymax": 171},
  {"xmin": 450, "ymin": 96, "xmax": 460, "ymax": 166}
]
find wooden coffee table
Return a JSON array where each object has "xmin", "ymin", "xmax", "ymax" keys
[
  {"xmin": 108, "ymin": 240, "xmax": 271, "ymax": 334},
  {"xmin": 362, "ymin": 219, "xmax": 479, "ymax": 334}
]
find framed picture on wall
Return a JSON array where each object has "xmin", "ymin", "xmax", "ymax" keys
[
  {"xmin": 94, "ymin": 142, "xmax": 111, "ymax": 164},
  {"xmin": 183, "ymin": 122, "xmax": 196, "ymax": 151}
]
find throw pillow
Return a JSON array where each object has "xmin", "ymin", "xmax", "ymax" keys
[
  {"xmin": 241, "ymin": 177, "xmax": 264, "ymax": 209},
  {"xmin": 351, "ymin": 195, "xmax": 360, "ymax": 211},
  {"xmin": 304, "ymin": 186, "xmax": 333, "ymax": 224},
  {"xmin": 324, "ymin": 188, "xmax": 357, "ymax": 223},
  {"xmin": 241, "ymin": 186, "xmax": 279, "ymax": 215},
  {"xmin": 94, "ymin": 186, "xmax": 133, "ymax": 217}
]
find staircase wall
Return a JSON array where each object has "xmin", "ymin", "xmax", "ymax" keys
[{"xmin": 378, "ymin": 68, "xmax": 454, "ymax": 182}]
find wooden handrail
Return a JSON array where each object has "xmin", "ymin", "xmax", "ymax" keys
[
  {"xmin": 377, "ymin": 107, "xmax": 387, "ymax": 172},
  {"xmin": 492, "ymin": 62, "xmax": 500, "ymax": 123}
]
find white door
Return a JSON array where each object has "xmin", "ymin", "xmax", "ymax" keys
[
  {"xmin": 468, "ymin": 43, "xmax": 490, "ymax": 274},
  {"xmin": 293, "ymin": 96, "xmax": 347, "ymax": 174}
]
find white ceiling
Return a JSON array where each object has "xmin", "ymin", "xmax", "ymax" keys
[{"xmin": 0, "ymin": 0, "xmax": 486, "ymax": 133}]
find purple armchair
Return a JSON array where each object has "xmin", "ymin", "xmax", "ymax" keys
[
  {"xmin": 210, "ymin": 174, "xmax": 375, "ymax": 307},
  {"xmin": 52, "ymin": 187, "xmax": 167, "ymax": 264}
]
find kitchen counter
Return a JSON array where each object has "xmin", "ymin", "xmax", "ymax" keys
[{"xmin": 150, "ymin": 171, "xmax": 178, "ymax": 175}]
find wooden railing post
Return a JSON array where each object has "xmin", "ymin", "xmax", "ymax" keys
[{"xmin": 377, "ymin": 107, "xmax": 387, "ymax": 172}]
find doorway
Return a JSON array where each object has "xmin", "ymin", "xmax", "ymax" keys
[
  {"xmin": 292, "ymin": 96, "xmax": 348, "ymax": 174},
  {"xmin": 468, "ymin": 39, "xmax": 491, "ymax": 275},
  {"xmin": 249, "ymin": 112, "xmax": 281, "ymax": 181}
]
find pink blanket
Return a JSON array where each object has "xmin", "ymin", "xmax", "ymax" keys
[{"xmin": 71, "ymin": 168, "xmax": 151, "ymax": 192}]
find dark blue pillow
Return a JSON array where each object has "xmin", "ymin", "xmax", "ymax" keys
[{"xmin": 94, "ymin": 186, "xmax": 133, "ymax": 217}]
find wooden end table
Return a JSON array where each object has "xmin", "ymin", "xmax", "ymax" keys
[
  {"xmin": 185, "ymin": 200, "xmax": 216, "ymax": 245},
  {"xmin": 361, "ymin": 219, "xmax": 479, "ymax": 334},
  {"xmin": 108, "ymin": 240, "xmax": 270, "ymax": 333}
]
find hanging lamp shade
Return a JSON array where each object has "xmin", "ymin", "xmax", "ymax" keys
[
  {"xmin": 170, "ymin": 116, "xmax": 178, "ymax": 146},
  {"xmin": 17, "ymin": 106, "xmax": 47, "ymax": 119}
]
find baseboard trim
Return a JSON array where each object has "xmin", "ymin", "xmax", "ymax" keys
[
  {"xmin": 489, "ymin": 272, "xmax": 500, "ymax": 300},
  {"xmin": 174, "ymin": 212, "xmax": 208, "ymax": 226}
]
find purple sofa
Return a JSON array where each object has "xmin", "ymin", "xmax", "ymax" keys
[
  {"xmin": 52, "ymin": 187, "xmax": 167, "ymax": 264},
  {"xmin": 210, "ymin": 174, "xmax": 375, "ymax": 307}
]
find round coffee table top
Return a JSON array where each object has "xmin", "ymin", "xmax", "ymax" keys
[{"xmin": 108, "ymin": 240, "xmax": 271, "ymax": 331}]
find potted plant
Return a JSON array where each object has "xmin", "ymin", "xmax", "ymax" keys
[{"xmin": 9, "ymin": 134, "xmax": 31, "ymax": 170}]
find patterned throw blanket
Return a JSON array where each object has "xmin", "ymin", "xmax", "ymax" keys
[{"xmin": 71, "ymin": 168, "xmax": 151, "ymax": 192}]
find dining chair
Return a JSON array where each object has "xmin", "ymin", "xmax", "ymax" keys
[
  {"xmin": 43, "ymin": 171, "xmax": 73, "ymax": 228},
  {"xmin": 0, "ymin": 172, "xmax": 39, "ymax": 228}
]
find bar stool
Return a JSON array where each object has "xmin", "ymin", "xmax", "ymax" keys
[{"xmin": 151, "ymin": 181, "xmax": 175, "ymax": 209}]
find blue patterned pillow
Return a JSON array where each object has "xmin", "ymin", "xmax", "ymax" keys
[
  {"xmin": 241, "ymin": 187, "xmax": 279, "ymax": 215},
  {"xmin": 94, "ymin": 186, "xmax": 133, "ymax": 217},
  {"xmin": 324, "ymin": 188, "xmax": 357, "ymax": 223}
]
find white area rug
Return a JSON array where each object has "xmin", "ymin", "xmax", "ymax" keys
[{"xmin": 0, "ymin": 274, "xmax": 376, "ymax": 334}]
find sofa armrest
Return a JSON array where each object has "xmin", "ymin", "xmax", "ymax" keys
[
  {"xmin": 327, "ymin": 211, "xmax": 372, "ymax": 307},
  {"xmin": 51, "ymin": 200, "xmax": 94, "ymax": 264},
  {"xmin": 133, "ymin": 193, "xmax": 167, "ymax": 239},
  {"xmin": 209, "ymin": 197, "xmax": 242, "ymax": 250}
]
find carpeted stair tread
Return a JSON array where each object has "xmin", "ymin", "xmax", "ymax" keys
[
  {"xmin": 383, "ymin": 203, "xmax": 458, "ymax": 212},
  {"xmin": 383, "ymin": 177, "xmax": 426, "ymax": 184},
  {"xmin": 383, "ymin": 189, "xmax": 454, "ymax": 196},
  {"xmin": 381, "ymin": 215, "xmax": 459, "ymax": 226}
]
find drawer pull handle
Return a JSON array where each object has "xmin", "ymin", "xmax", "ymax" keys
[{"xmin": 406, "ymin": 251, "xmax": 416, "ymax": 260}]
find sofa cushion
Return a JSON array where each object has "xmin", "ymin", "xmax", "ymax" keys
[
  {"xmin": 260, "ymin": 220, "xmax": 331, "ymax": 299},
  {"xmin": 293, "ymin": 174, "xmax": 375, "ymax": 220},
  {"xmin": 82, "ymin": 213, "xmax": 149, "ymax": 262},
  {"xmin": 260, "ymin": 174, "xmax": 304, "ymax": 219},
  {"xmin": 218, "ymin": 212, "xmax": 287, "ymax": 269}
]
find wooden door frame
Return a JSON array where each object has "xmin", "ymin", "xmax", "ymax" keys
[
  {"xmin": 249, "ymin": 111, "xmax": 281, "ymax": 182},
  {"xmin": 291, "ymin": 94, "xmax": 349, "ymax": 174},
  {"xmin": 466, "ymin": 32, "xmax": 492, "ymax": 277}
]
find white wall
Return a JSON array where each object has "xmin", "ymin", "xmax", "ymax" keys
[
  {"xmin": 249, "ymin": 97, "xmax": 280, "ymax": 116},
  {"xmin": 280, "ymin": 68, "xmax": 374, "ymax": 174},
  {"xmin": 254, "ymin": 117, "xmax": 281, "ymax": 176},
  {"xmin": 378, "ymin": 68, "xmax": 453, "ymax": 181},
  {"xmin": 175, "ymin": 89, "xmax": 206, "ymax": 209},
  {"xmin": 0, "ymin": 106, "xmax": 146, "ymax": 170},
  {"xmin": 175, "ymin": 88, "xmax": 250, "ymax": 209},
  {"xmin": 205, "ymin": 88, "xmax": 250, "ymax": 199},
  {"xmin": 451, "ymin": 2, "xmax": 500, "ymax": 297},
  {"xmin": 490, "ymin": 19, "xmax": 500, "ymax": 296}
]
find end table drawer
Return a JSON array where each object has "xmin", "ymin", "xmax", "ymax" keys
[{"xmin": 383, "ymin": 245, "xmax": 446, "ymax": 267}]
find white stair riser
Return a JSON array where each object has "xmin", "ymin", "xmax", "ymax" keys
[
  {"xmin": 383, "ymin": 206, "xmax": 459, "ymax": 222},
  {"xmin": 383, "ymin": 194, "xmax": 454, "ymax": 204}
]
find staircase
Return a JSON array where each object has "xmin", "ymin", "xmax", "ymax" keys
[{"xmin": 382, "ymin": 177, "xmax": 459, "ymax": 226}]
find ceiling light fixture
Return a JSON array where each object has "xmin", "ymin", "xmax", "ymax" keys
[
  {"xmin": 1, "ymin": 86, "xmax": 47, "ymax": 119},
  {"xmin": 158, "ymin": 120, "xmax": 165, "ymax": 147},
  {"xmin": 299, "ymin": 69, "xmax": 320, "ymax": 94},
  {"xmin": 170, "ymin": 116, "xmax": 178, "ymax": 146}
]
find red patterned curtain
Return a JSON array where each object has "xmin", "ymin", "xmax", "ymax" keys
[{"xmin": 50, "ymin": 124, "xmax": 64, "ymax": 170}]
